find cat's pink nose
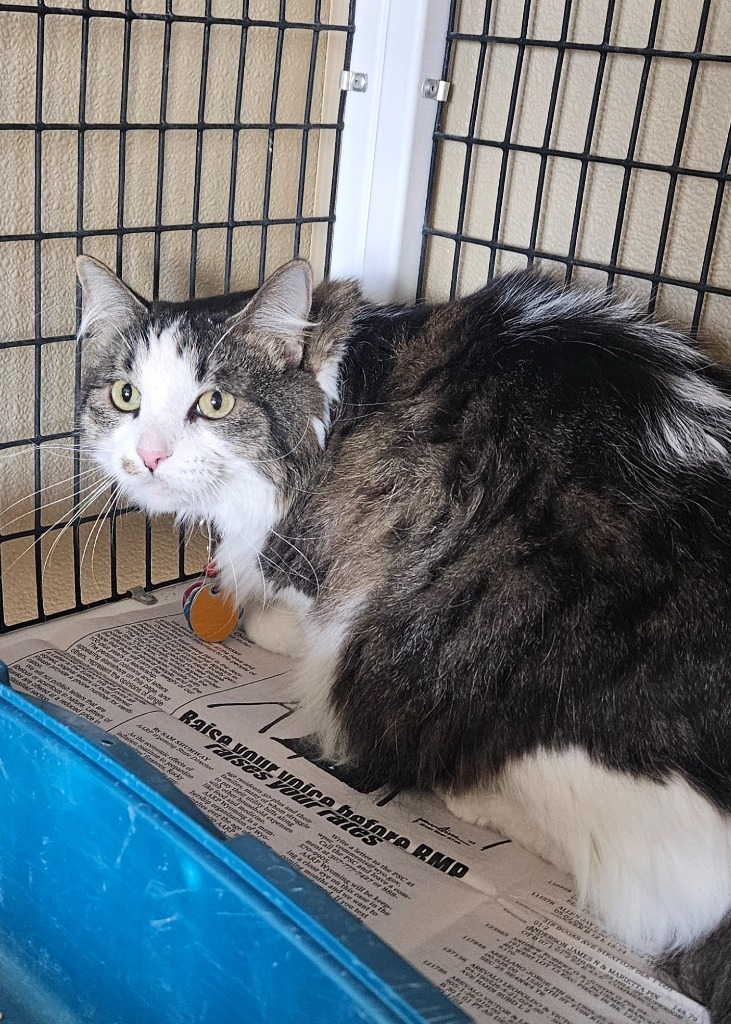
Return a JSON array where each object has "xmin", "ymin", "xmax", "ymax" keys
[{"xmin": 137, "ymin": 446, "xmax": 169, "ymax": 472}]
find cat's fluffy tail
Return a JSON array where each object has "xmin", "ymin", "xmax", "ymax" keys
[{"xmin": 660, "ymin": 917, "xmax": 731, "ymax": 1023}]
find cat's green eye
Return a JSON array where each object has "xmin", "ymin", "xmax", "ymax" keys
[
  {"xmin": 110, "ymin": 380, "xmax": 141, "ymax": 412},
  {"xmin": 196, "ymin": 389, "xmax": 235, "ymax": 420}
]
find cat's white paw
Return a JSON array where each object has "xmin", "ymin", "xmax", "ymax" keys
[
  {"xmin": 244, "ymin": 597, "xmax": 304, "ymax": 656},
  {"xmin": 444, "ymin": 786, "xmax": 570, "ymax": 873}
]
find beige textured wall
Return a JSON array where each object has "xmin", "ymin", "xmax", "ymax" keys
[
  {"xmin": 3, "ymin": 0, "xmax": 730, "ymax": 629},
  {"xmin": 0, "ymin": 0, "xmax": 349, "ymax": 626},
  {"xmin": 422, "ymin": 0, "xmax": 731, "ymax": 347}
]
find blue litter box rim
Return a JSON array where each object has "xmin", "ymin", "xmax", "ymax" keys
[{"xmin": 0, "ymin": 663, "xmax": 469, "ymax": 1024}]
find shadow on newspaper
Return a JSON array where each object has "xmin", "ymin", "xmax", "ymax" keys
[{"xmin": 206, "ymin": 696, "xmax": 401, "ymax": 804}]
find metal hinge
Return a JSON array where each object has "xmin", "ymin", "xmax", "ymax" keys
[
  {"xmin": 340, "ymin": 70, "xmax": 369, "ymax": 93},
  {"xmin": 422, "ymin": 78, "xmax": 451, "ymax": 102}
]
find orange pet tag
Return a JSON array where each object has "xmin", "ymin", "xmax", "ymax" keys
[{"xmin": 186, "ymin": 584, "xmax": 240, "ymax": 643}]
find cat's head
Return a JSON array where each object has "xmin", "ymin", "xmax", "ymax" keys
[{"xmin": 76, "ymin": 256, "xmax": 343, "ymax": 545}]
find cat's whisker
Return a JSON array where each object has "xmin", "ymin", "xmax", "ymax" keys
[
  {"xmin": 181, "ymin": 518, "xmax": 196, "ymax": 553},
  {"xmin": 0, "ymin": 446, "xmax": 101, "ymax": 465},
  {"xmin": 269, "ymin": 527, "xmax": 320, "ymax": 600},
  {"xmin": 79, "ymin": 501, "xmax": 108, "ymax": 580},
  {"xmin": 0, "ymin": 464, "xmax": 103, "ymax": 499},
  {"xmin": 0, "ymin": 466, "xmax": 104, "ymax": 509},
  {"xmin": 205, "ymin": 520, "xmax": 214, "ymax": 568},
  {"xmin": 178, "ymin": 522, "xmax": 213, "ymax": 598},
  {"xmin": 222, "ymin": 545, "xmax": 242, "ymax": 612},
  {"xmin": 206, "ymin": 306, "xmax": 251, "ymax": 362},
  {"xmin": 246, "ymin": 541, "xmax": 301, "ymax": 588},
  {"xmin": 39, "ymin": 477, "xmax": 115, "ymax": 581},
  {"xmin": 283, "ymin": 482, "xmax": 319, "ymax": 498},
  {"xmin": 18, "ymin": 438, "xmax": 117, "ymax": 453},
  {"xmin": 85, "ymin": 489, "xmax": 118, "ymax": 584},
  {"xmin": 180, "ymin": 519, "xmax": 215, "ymax": 594},
  {"xmin": 23, "ymin": 452, "xmax": 112, "ymax": 464},
  {"xmin": 254, "ymin": 552, "xmax": 268, "ymax": 612},
  {"xmin": 23, "ymin": 441, "xmax": 96, "ymax": 452},
  {"xmin": 0, "ymin": 470, "xmax": 107, "ymax": 530},
  {"xmin": 248, "ymin": 420, "xmax": 312, "ymax": 467}
]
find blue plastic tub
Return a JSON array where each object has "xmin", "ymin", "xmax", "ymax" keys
[{"xmin": 0, "ymin": 665, "xmax": 469, "ymax": 1024}]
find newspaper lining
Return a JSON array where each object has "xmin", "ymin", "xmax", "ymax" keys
[{"xmin": 0, "ymin": 585, "xmax": 708, "ymax": 1024}]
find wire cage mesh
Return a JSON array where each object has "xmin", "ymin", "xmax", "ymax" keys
[
  {"xmin": 0, "ymin": 0, "xmax": 355, "ymax": 632},
  {"xmin": 2, "ymin": 0, "xmax": 731, "ymax": 636},
  {"xmin": 418, "ymin": 0, "xmax": 731, "ymax": 341}
]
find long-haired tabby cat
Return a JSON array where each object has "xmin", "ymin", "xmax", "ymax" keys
[{"xmin": 77, "ymin": 254, "xmax": 731, "ymax": 1019}]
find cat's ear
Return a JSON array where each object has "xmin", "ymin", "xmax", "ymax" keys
[
  {"xmin": 231, "ymin": 259, "xmax": 313, "ymax": 370},
  {"xmin": 76, "ymin": 255, "xmax": 147, "ymax": 336}
]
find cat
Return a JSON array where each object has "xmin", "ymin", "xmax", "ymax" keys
[{"xmin": 77, "ymin": 254, "xmax": 731, "ymax": 1020}]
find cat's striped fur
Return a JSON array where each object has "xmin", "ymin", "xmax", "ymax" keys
[{"xmin": 79, "ymin": 255, "xmax": 731, "ymax": 1020}]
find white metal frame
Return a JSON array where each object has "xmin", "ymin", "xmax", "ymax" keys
[{"xmin": 329, "ymin": 0, "xmax": 452, "ymax": 303}]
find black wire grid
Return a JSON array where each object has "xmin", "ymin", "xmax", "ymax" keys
[
  {"xmin": 2, "ymin": 0, "xmax": 730, "ymax": 633},
  {"xmin": 0, "ymin": 0, "xmax": 355, "ymax": 632},
  {"xmin": 418, "ymin": 0, "xmax": 731, "ymax": 331}
]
